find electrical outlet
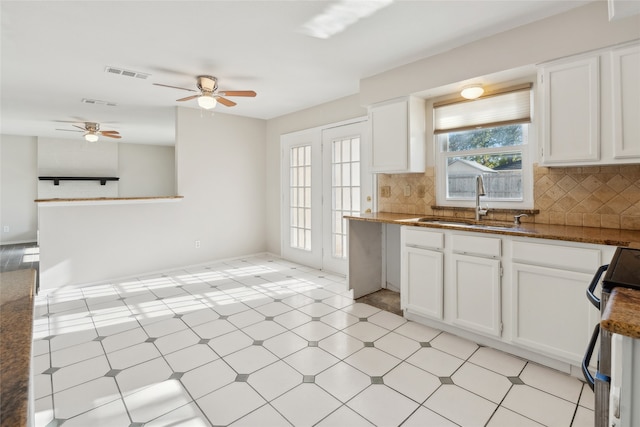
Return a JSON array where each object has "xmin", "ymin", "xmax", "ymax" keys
[
  {"xmin": 3, "ymin": 226, "xmax": 9, "ymax": 233},
  {"xmin": 404, "ymin": 185, "xmax": 411, "ymax": 197},
  {"xmin": 195, "ymin": 240, "xmax": 201, "ymax": 249}
]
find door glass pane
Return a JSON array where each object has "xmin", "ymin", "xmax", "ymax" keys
[
  {"xmin": 352, "ymin": 162, "xmax": 360, "ymax": 187},
  {"xmin": 290, "ymin": 145, "xmax": 312, "ymax": 251},
  {"xmin": 351, "ymin": 139, "xmax": 360, "ymax": 162},
  {"xmin": 342, "ymin": 163, "xmax": 351, "ymax": 186},
  {"xmin": 342, "ymin": 190, "xmax": 351, "ymax": 212},
  {"xmin": 352, "ymin": 187, "xmax": 360, "ymax": 212},
  {"xmin": 342, "ymin": 140, "xmax": 350, "ymax": 162}
]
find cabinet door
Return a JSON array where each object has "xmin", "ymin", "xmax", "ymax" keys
[
  {"xmin": 511, "ymin": 263, "xmax": 598, "ymax": 363},
  {"xmin": 451, "ymin": 254, "xmax": 502, "ymax": 337},
  {"xmin": 370, "ymin": 100, "xmax": 409, "ymax": 172},
  {"xmin": 541, "ymin": 56, "xmax": 600, "ymax": 164},
  {"xmin": 401, "ymin": 246, "xmax": 443, "ymax": 320},
  {"xmin": 611, "ymin": 43, "xmax": 640, "ymax": 159}
]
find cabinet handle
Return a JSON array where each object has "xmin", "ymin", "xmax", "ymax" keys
[
  {"xmin": 586, "ymin": 264, "xmax": 608, "ymax": 310},
  {"xmin": 582, "ymin": 323, "xmax": 600, "ymax": 391}
]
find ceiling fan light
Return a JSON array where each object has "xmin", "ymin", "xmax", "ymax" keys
[
  {"xmin": 84, "ymin": 132, "xmax": 99, "ymax": 142},
  {"xmin": 461, "ymin": 84, "xmax": 484, "ymax": 100},
  {"xmin": 197, "ymin": 94, "xmax": 217, "ymax": 110}
]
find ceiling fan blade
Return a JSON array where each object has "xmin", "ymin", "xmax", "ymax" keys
[
  {"xmin": 73, "ymin": 124, "xmax": 86, "ymax": 131},
  {"xmin": 176, "ymin": 94, "xmax": 200, "ymax": 102},
  {"xmin": 100, "ymin": 130, "xmax": 120, "ymax": 135},
  {"xmin": 101, "ymin": 133, "xmax": 122, "ymax": 139},
  {"xmin": 56, "ymin": 128, "xmax": 82, "ymax": 132},
  {"xmin": 153, "ymin": 83, "xmax": 197, "ymax": 92},
  {"xmin": 219, "ymin": 90, "xmax": 256, "ymax": 97},
  {"xmin": 216, "ymin": 96, "xmax": 237, "ymax": 107}
]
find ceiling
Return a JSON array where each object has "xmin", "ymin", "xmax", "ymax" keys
[{"xmin": 1, "ymin": 0, "xmax": 591, "ymax": 146}]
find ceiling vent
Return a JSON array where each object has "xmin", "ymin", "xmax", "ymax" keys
[
  {"xmin": 81, "ymin": 98, "xmax": 117, "ymax": 107},
  {"xmin": 105, "ymin": 66, "xmax": 150, "ymax": 80}
]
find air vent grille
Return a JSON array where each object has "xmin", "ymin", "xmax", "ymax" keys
[
  {"xmin": 105, "ymin": 66, "xmax": 150, "ymax": 80},
  {"xmin": 81, "ymin": 98, "xmax": 117, "ymax": 107}
]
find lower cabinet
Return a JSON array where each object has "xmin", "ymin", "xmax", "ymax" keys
[
  {"xmin": 401, "ymin": 246, "xmax": 444, "ymax": 319},
  {"xmin": 400, "ymin": 227, "xmax": 444, "ymax": 319},
  {"xmin": 511, "ymin": 262, "xmax": 597, "ymax": 363},
  {"xmin": 399, "ymin": 225, "xmax": 616, "ymax": 369},
  {"xmin": 451, "ymin": 253, "xmax": 502, "ymax": 337}
]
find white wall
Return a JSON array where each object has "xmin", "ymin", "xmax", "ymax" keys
[
  {"xmin": 37, "ymin": 137, "xmax": 120, "ymax": 199},
  {"xmin": 0, "ymin": 135, "xmax": 38, "ymax": 244},
  {"xmin": 38, "ymin": 107, "xmax": 266, "ymax": 289},
  {"xmin": 118, "ymin": 143, "xmax": 175, "ymax": 197},
  {"xmin": 360, "ymin": 1, "xmax": 640, "ymax": 105},
  {"xmin": 174, "ymin": 107, "xmax": 267, "ymax": 260}
]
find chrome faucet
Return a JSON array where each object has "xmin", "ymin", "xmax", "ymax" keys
[
  {"xmin": 514, "ymin": 213, "xmax": 529, "ymax": 225},
  {"xmin": 475, "ymin": 175, "xmax": 488, "ymax": 221}
]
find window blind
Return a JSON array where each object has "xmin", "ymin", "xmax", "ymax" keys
[{"xmin": 434, "ymin": 84, "xmax": 532, "ymax": 134}]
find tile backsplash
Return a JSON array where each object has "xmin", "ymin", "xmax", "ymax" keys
[{"xmin": 377, "ymin": 164, "xmax": 640, "ymax": 230}]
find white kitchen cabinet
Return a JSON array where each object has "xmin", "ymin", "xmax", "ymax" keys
[
  {"xmin": 511, "ymin": 263, "xmax": 596, "ymax": 363},
  {"xmin": 539, "ymin": 55, "xmax": 600, "ymax": 164},
  {"xmin": 539, "ymin": 41, "xmax": 640, "ymax": 166},
  {"xmin": 390, "ymin": 222, "xmax": 620, "ymax": 371},
  {"xmin": 611, "ymin": 43, "xmax": 640, "ymax": 159},
  {"xmin": 402, "ymin": 247, "xmax": 444, "ymax": 319},
  {"xmin": 401, "ymin": 227, "xmax": 444, "ymax": 319},
  {"xmin": 510, "ymin": 240, "xmax": 608, "ymax": 364},
  {"xmin": 450, "ymin": 246, "xmax": 502, "ymax": 338},
  {"xmin": 370, "ymin": 97, "xmax": 425, "ymax": 173},
  {"xmin": 451, "ymin": 254, "xmax": 502, "ymax": 338}
]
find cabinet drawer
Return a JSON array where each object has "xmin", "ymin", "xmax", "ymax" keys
[
  {"xmin": 512, "ymin": 240, "xmax": 600, "ymax": 272},
  {"xmin": 452, "ymin": 234, "xmax": 501, "ymax": 258},
  {"xmin": 402, "ymin": 227, "xmax": 444, "ymax": 250}
]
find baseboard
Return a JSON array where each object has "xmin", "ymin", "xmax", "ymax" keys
[{"xmin": 0, "ymin": 239, "xmax": 38, "ymax": 246}]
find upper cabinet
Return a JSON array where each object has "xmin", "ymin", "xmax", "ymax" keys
[
  {"xmin": 539, "ymin": 55, "xmax": 600, "ymax": 164},
  {"xmin": 538, "ymin": 41, "xmax": 640, "ymax": 166},
  {"xmin": 369, "ymin": 97, "xmax": 426, "ymax": 173},
  {"xmin": 611, "ymin": 43, "xmax": 640, "ymax": 159}
]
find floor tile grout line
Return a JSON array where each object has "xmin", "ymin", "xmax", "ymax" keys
[
  {"xmin": 78, "ymin": 290, "xmax": 135, "ymax": 426},
  {"xmin": 32, "ymin": 255, "xmax": 592, "ymax": 427}
]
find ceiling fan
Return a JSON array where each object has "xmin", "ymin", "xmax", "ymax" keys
[
  {"xmin": 56, "ymin": 122, "xmax": 121, "ymax": 142},
  {"xmin": 154, "ymin": 75, "xmax": 256, "ymax": 109}
]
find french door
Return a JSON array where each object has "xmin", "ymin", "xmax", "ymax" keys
[{"xmin": 281, "ymin": 119, "xmax": 371, "ymax": 275}]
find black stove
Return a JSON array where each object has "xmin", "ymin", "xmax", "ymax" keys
[{"xmin": 602, "ymin": 247, "xmax": 640, "ymax": 292}]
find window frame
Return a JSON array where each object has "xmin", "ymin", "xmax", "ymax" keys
[{"xmin": 433, "ymin": 86, "xmax": 535, "ymax": 210}]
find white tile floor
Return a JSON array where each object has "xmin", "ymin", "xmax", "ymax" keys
[{"xmin": 32, "ymin": 254, "xmax": 594, "ymax": 427}]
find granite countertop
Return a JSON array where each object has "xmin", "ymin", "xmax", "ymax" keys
[
  {"xmin": 345, "ymin": 212, "xmax": 640, "ymax": 247},
  {"xmin": 601, "ymin": 287, "xmax": 640, "ymax": 339},
  {"xmin": 0, "ymin": 269, "xmax": 37, "ymax": 427}
]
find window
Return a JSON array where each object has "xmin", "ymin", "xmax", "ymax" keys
[{"xmin": 434, "ymin": 84, "xmax": 533, "ymax": 209}]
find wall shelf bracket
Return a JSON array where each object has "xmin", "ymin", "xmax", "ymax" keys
[{"xmin": 39, "ymin": 176, "xmax": 120, "ymax": 186}]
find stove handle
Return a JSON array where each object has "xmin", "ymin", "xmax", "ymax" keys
[
  {"xmin": 582, "ymin": 323, "xmax": 599, "ymax": 391},
  {"xmin": 586, "ymin": 264, "xmax": 608, "ymax": 310}
]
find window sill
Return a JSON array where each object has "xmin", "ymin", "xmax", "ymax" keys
[{"xmin": 431, "ymin": 205, "xmax": 539, "ymax": 215}]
